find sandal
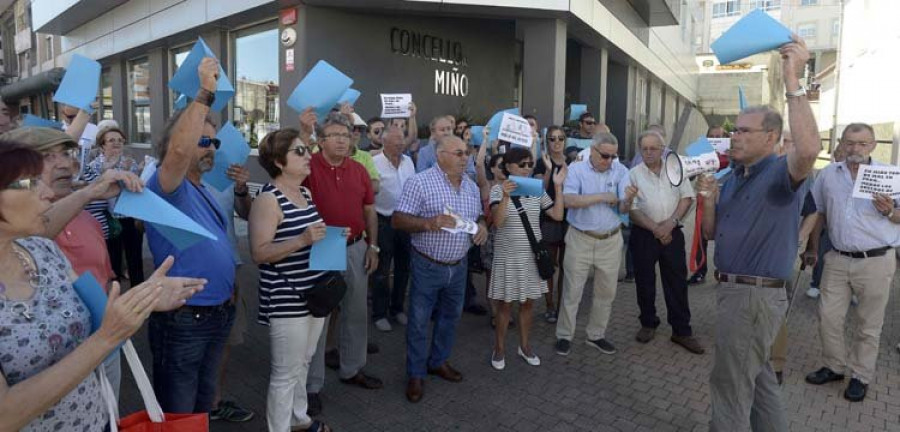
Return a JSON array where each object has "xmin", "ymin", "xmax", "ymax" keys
[{"xmin": 292, "ymin": 420, "xmax": 332, "ymax": 432}]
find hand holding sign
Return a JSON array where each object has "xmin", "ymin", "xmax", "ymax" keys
[
  {"xmin": 851, "ymin": 165, "xmax": 900, "ymax": 200},
  {"xmin": 380, "ymin": 94, "xmax": 412, "ymax": 118},
  {"xmin": 497, "ymin": 113, "xmax": 532, "ymax": 149}
]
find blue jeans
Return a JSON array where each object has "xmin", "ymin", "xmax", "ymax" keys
[
  {"xmin": 372, "ymin": 214, "xmax": 411, "ymax": 321},
  {"xmin": 148, "ymin": 303, "xmax": 235, "ymax": 413},
  {"xmin": 406, "ymin": 251, "xmax": 467, "ymax": 378}
]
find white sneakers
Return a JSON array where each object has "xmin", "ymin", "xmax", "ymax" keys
[
  {"xmin": 374, "ymin": 318, "xmax": 392, "ymax": 332},
  {"xmin": 491, "ymin": 347, "xmax": 541, "ymax": 370},
  {"xmin": 491, "ymin": 351, "xmax": 505, "ymax": 370},
  {"xmin": 806, "ymin": 286, "xmax": 821, "ymax": 299}
]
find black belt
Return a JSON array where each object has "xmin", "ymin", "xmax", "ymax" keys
[
  {"xmin": 414, "ymin": 248, "xmax": 462, "ymax": 267},
  {"xmin": 347, "ymin": 233, "xmax": 364, "ymax": 245},
  {"xmin": 834, "ymin": 246, "xmax": 890, "ymax": 259},
  {"xmin": 180, "ymin": 300, "xmax": 233, "ymax": 315},
  {"xmin": 714, "ymin": 271, "xmax": 786, "ymax": 288}
]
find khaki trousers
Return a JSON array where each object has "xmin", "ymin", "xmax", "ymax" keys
[
  {"xmin": 819, "ymin": 250, "xmax": 896, "ymax": 383},
  {"xmin": 555, "ymin": 228, "xmax": 622, "ymax": 341}
]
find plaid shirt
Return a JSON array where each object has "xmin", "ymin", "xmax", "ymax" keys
[{"xmin": 395, "ymin": 165, "xmax": 481, "ymax": 262}]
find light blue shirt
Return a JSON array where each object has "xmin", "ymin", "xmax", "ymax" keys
[
  {"xmin": 415, "ymin": 140, "xmax": 476, "ymax": 179},
  {"xmin": 812, "ymin": 160, "xmax": 900, "ymax": 252},
  {"xmin": 563, "ymin": 158, "xmax": 630, "ymax": 232}
]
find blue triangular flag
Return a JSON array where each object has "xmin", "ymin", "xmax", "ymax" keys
[
  {"xmin": 54, "ymin": 54, "xmax": 101, "ymax": 113},
  {"xmin": 738, "ymin": 85, "xmax": 748, "ymax": 110},
  {"xmin": 711, "ymin": 9, "xmax": 792, "ymax": 64},
  {"xmin": 168, "ymin": 37, "xmax": 235, "ymax": 112}
]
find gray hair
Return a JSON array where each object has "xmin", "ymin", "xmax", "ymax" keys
[
  {"xmin": 318, "ymin": 111, "xmax": 352, "ymax": 135},
  {"xmin": 593, "ymin": 131, "xmax": 619, "ymax": 148},
  {"xmin": 435, "ymin": 134, "xmax": 463, "ymax": 151},
  {"xmin": 155, "ymin": 109, "xmax": 217, "ymax": 162},
  {"xmin": 740, "ymin": 106, "xmax": 783, "ymax": 141},
  {"xmin": 637, "ymin": 130, "xmax": 665, "ymax": 149},
  {"xmin": 841, "ymin": 122, "xmax": 875, "ymax": 141},
  {"xmin": 429, "ymin": 115, "xmax": 450, "ymax": 131},
  {"xmin": 380, "ymin": 124, "xmax": 404, "ymax": 140}
]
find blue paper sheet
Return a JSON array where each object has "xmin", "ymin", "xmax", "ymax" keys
[
  {"xmin": 309, "ymin": 226, "xmax": 348, "ymax": 271},
  {"xmin": 72, "ymin": 271, "xmax": 106, "ymax": 333},
  {"xmin": 168, "ymin": 37, "xmax": 235, "ymax": 112},
  {"xmin": 711, "ymin": 9, "xmax": 793, "ymax": 64},
  {"xmin": 202, "ymin": 123, "xmax": 252, "ymax": 191},
  {"xmin": 53, "ymin": 54, "xmax": 101, "ymax": 113},
  {"xmin": 488, "ymin": 108, "xmax": 520, "ymax": 142},
  {"xmin": 566, "ymin": 138, "xmax": 593, "ymax": 150},
  {"xmin": 738, "ymin": 85, "xmax": 748, "ymax": 110},
  {"xmin": 338, "ymin": 88, "xmax": 361, "ymax": 106},
  {"xmin": 509, "ymin": 175, "xmax": 544, "ymax": 197},
  {"xmin": 569, "ymin": 104, "xmax": 588, "ymax": 122},
  {"xmin": 287, "ymin": 60, "xmax": 353, "ymax": 123},
  {"xmin": 114, "ymin": 189, "xmax": 217, "ymax": 250},
  {"xmin": 715, "ymin": 166, "xmax": 733, "ymax": 180},
  {"xmin": 22, "ymin": 114, "xmax": 63, "ymax": 130},
  {"xmin": 174, "ymin": 93, "xmax": 189, "ymax": 110},
  {"xmin": 685, "ymin": 136, "xmax": 715, "ymax": 157},
  {"xmin": 470, "ymin": 126, "xmax": 485, "ymax": 147}
]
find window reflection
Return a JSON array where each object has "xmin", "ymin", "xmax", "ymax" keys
[
  {"xmin": 129, "ymin": 57, "xmax": 151, "ymax": 143},
  {"xmin": 233, "ymin": 25, "xmax": 279, "ymax": 148}
]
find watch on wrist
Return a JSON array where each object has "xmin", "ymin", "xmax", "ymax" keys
[
  {"xmin": 672, "ymin": 216, "xmax": 681, "ymax": 226},
  {"xmin": 234, "ymin": 188, "xmax": 248, "ymax": 197},
  {"xmin": 884, "ymin": 208, "xmax": 894, "ymax": 218},
  {"xmin": 785, "ymin": 87, "xmax": 807, "ymax": 99},
  {"xmin": 369, "ymin": 244, "xmax": 381, "ymax": 253},
  {"xmin": 195, "ymin": 88, "xmax": 216, "ymax": 107}
]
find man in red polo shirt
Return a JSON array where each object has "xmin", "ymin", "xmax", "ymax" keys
[{"xmin": 304, "ymin": 112, "xmax": 382, "ymax": 411}]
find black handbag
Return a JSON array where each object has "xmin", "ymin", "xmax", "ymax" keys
[
  {"xmin": 511, "ymin": 196, "xmax": 555, "ymax": 281},
  {"xmin": 283, "ymin": 271, "xmax": 347, "ymax": 318}
]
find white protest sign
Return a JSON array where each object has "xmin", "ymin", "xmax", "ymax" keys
[
  {"xmin": 497, "ymin": 112, "xmax": 533, "ymax": 148},
  {"xmin": 140, "ymin": 156, "xmax": 158, "ymax": 183},
  {"xmin": 708, "ymin": 138, "xmax": 730, "ymax": 154},
  {"xmin": 380, "ymin": 93, "xmax": 412, "ymax": 118},
  {"xmin": 440, "ymin": 204, "xmax": 478, "ymax": 235},
  {"xmin": 851, "ymin": 164, "xmax": 900, "ymax": 200}
]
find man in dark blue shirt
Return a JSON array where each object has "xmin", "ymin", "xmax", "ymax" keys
[{"xmin": 698, "ymin": 35, "xmax": 821, "ymax": 431}]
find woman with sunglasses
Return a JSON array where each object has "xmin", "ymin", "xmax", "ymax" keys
[
  {"xmin": 488, "ymin": 146, "xmax": 566, "ymax": 370},
  {"xmin": 533, "ymin": 126, "xmax": 569, "ymax": 323},
  {"xmin": 249, "ymin": 128, "xmax": 332, "ymax": 432},
  {"xmin": 0, "ymin": 143, "xmax": 204, "ymax": 432}
]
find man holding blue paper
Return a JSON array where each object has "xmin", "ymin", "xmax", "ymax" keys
[
  {"xmin": 698, "ymin": 35, "xmax": 821, "ymax": 431},
  {"xmin": 144, "ymin": 57, "xmax": 239, "ymax": 415}
]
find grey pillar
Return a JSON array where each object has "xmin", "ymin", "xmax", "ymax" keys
[
  {"xmin": 110, "ymin": 61, "xmax": 127, "ymax": 136},
  {"xmin": 147, "ymin": 48, "xmax": 167, "ymax": 145},
  {"xmin": 579, "ymin": 46, "xmax": 603, "ymax": 123},
  {"xmin": 279, "ymin": 4, "xmax": 308, "ymax": 130},
  {"xmin": 598, "ymin": 47, "xmax": 608, "ymax": 124},
  {"xmin": 520, "ymin": 18, "xmax": 566, "ymax": 127}
]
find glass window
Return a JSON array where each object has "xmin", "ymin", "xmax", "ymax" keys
[
  {"xmin": 712, "ymin": 1, "xmax": 740, "ymax": 18},
  {"xmin": 797, "ymin": 23, "xmax": 817, "ymax": 41},
  {"xmin": 168, "ymin": 44, "xmax": 193, "ymax": 114},
  {"xmin": 232, "ymin": 23, "xmax": 279, "ymax": 148},
  {"xmin": 754, "ymin": 0, "xmax": 780, "ymax": 11},
  {"xmin": 128, "ymin": 57, "xmax": 151, "ymax": 143},
  {"xmin": 801, "ymin": 0, "xmax": 818, "ymax": 6},
  {"xmin": 832, "ymin": 19, "xmax": 840, "ymax": 40},
  {"xmin": 100, "ymin": 67, "xmax": 114, "ymax": 121}
]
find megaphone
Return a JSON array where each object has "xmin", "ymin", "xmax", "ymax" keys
[{"xmin": 664, "ymin": 151, "xmax": 720, "ymax": 187}]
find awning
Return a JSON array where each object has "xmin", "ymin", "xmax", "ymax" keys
[{"xmin": 0, "ymin": 68, "xmax": 65, "ymax": 103}]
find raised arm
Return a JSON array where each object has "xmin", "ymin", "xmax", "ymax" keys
[
  {"xmin": 404, "ymin": 102, "xmax": 419, "ymax": 148},
  {"xmin": 157, "ymin": 58, "xmax": 218, "ymax": 194},
  {"xmin": 782, "ymin": 35, "xmax": 821, "ymax": 184}
]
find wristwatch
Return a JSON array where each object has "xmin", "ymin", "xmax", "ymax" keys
[
  {"xmin": 672, "ymin": 216, "xmax": 681, "ymax": 227},
  {"xmin": 785, "ymin": 87, "xmax": 807, "ymax": 99},
  {"xmin": 195, "ymin": 88, "xmax": 216, "ymax": 107},
  {"xmin": 369, "ymin": 244, "xmax": 381, "ymax": 253},
  {"xmin": 883, "ymin": 208, "xmax": 894, "ymax": 218}
]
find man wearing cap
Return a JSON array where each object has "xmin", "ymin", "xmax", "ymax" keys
[
  {"xmin": 803, "ymin": 123, "xmax": 900, "ymax": 402},
  {"xmin": 697, "ymin": 36, "xmax": 820, "ymax": 431},
  {"xmin": 144, "ymin": 58, "xmax": 239, "ymax": 414},
  {"xmin": 304, "ymin": 112, "xmax": 383, "ymax": 412}
]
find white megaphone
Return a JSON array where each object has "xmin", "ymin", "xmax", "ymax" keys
[{"xmin": 664, "ymin": 151, "xmax": 720, "ymax": 187}]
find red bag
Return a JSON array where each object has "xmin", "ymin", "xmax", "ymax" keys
[{"xmin": 118, "ymin": 411, "xmax": 208, "ymax": 432}]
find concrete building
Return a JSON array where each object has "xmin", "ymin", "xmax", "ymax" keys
[{"xmin": 8, "ymin": 0, "xmax": 709, "ymax": 169}]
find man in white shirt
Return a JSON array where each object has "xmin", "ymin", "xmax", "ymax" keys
[
  {"xmin": 372, "ymin": 126, "xmax": 416, "ymax": 332},
  {"xmin": 627, "ymin": 131, "xmax": 703, "ymax": 354}
]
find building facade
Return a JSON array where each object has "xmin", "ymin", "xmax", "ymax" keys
[{"xmin": 10, "ymin": 0, "xmax": 707, "ymax": 171}]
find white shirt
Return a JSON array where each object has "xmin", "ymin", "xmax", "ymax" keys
[
  {"xmin": 629, "ymin": 162, "xmax": 695, "ymax": 223},
  {"xmin": 374, "ymin": 152, "xmax": 415, "ymax": 216}
]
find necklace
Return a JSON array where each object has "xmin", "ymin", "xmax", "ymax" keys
[{"xmin": 6, "ymin": 244, "xmax": 42, "ymax": 321}]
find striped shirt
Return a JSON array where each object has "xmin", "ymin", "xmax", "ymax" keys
[
  {"xmin": 395, "ymin": 165, "xmax": 481, "ymax": 263},
  {"xmin": 257, "ymin": 184, "xmax": 328, "ymax": 325},
  {"xmin": 80, "ymin": 166, "xmax": 110, "ymax": 239}
]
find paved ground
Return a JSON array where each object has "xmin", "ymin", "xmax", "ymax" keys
[{"xmin": 120, "ymin": 225, "xmax": 900, "ymax": 431}]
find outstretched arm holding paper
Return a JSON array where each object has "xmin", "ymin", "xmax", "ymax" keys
[{"xmin": 782, "ymin": 35, "xmax": 821, "ymax": 184}]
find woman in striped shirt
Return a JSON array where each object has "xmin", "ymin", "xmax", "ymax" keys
[{"xmin": 248, "ymin": 128, "xmax": 331, "ymax": 432}]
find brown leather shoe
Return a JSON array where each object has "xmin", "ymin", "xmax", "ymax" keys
[
  {"xmin": 406, "ymin": 378, "xmax": 424, "ymax": 403},
  {"xmin": 339, "ymin": 372, "xmax": 384, "ymax": 389},
  {"xmin": 427, "ymin": 362, "xmax": 463, "ymax": 382},
  {"xmin": 635, "ymin": 327, "xmax": 655, "ymax": 343},
  {"xmin": 671, "ymin": 335, "xmax": 705, "ymax": 354}
]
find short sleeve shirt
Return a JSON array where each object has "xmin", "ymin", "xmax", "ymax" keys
[
  {"xmin": 303, "ymin": 153, "xmax": 375, "ymax": 239},
  {"xmin": 629, "ymin": 162, "xmax": 695, "ymax": 223},
  {"xmin": 563, "ymin": 158, "xmax": 630, "ymax": 232}
]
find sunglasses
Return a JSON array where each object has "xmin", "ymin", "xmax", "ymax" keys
[
  {"xmin": 591, "ymin": 147, "xmax": 617, "ymax": 160},
  {"xmin": 371, "ymin": 128, "xmax": 384, "ymax": 135},
  {"xmin": 198, "ymin": 136, "xmax": 221, "ymax": 150},
  {"xmin": 289, "ymin": 143, "xmax": 309, "ymax": 157},
  {"xmin": 4, "ymin": 177, "xmax": 41, "ymax": 191},
  {"xmin": 516, "ymin": 161, "xmax": 535, "ymax": 168},
  {"xmin": 547, "ymin": 136, "xmax": 566, "ymax": 142}
]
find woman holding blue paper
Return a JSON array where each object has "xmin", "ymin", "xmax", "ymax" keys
[
  {"xmin": 249, "ymin": 128, "xmax": 333, "ymax": 432},
  {"xmin": 488, "ymin": 146, "xmax": 566, "ymax": 370},
  {"xmin": 0, "ymin": 144, "xmax": 206, "ymax": 431}
]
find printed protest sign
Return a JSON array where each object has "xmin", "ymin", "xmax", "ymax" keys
[
  {"xmin": 852, "ymin": 165, "xmax": 900, "ymax": 200},
  {"xmin": 380, "ymin": 93, "xmax": 412, "ymax": 118},
  {"xmin": 497, "ymin": 112, "xmax": 532, "ymax": 148}
]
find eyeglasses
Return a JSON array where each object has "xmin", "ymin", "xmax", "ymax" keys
[
  {"xmin": 198, "ymin": 136, "xmax": 221, "ymax": 149},
  {"xmin": 324, "ymin": 133, "xmax": 351, "ymax": 140},
  {"xmin": 105, "ymin": 138, "xmax": 126, "ymax": 145},
  {"xmin": 841, "ymin": 140, "xmax": 872, "ymax": 147},
  {"xmin": 548, "ymin": 136, "xmax": 566, "ymax": 142},
  {"xmin": 439, "ymin": 150, "xmax": 470, "ymax": 159},
  {"xmin": 591, "ymin": 147, "xmax": 617, "ymax": 160},
  {"xmin": 732, "ymin": 127, "xmax": 768, "ymax": 135},
  {"xmin": 371, "ymin": 128, "xmax": 383, "ymax": 135},
  {"xmin": 4, "ymin": 177, "xmax": 41, "ymax": 191},
  {"xmin": 516, "ymin": 161, "xmax": 535, "ymax": 168},
  {"xmin": 43, "ymin": 148, "xmax": 77, "ymax": 163},
  {"xmin": 289, "ymin": 143, "xmax": 309, "ymax": 157}
]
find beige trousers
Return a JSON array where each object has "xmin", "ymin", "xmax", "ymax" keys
[
  {"xmin": 555, "ymin": 228, "xmax": 622, "ymax": 341},
  {"xmin": 819, "ymin": 250, "xmax": 896, "ymax": 383}
]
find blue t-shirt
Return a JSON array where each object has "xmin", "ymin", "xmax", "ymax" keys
[
  {"xmin": 146, "ymin": 172, "xmax": 236, "ymax": 305},
  {"xmin": 713, "ymin": 154, "xmax": 809, "ymax": 280}
]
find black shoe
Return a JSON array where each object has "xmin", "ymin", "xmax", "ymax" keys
[
  {"xmin": 623, "ymin": 274, "xmax": 635, "ymax": 283},
  {"xmin": 688, "ymin": 274, "xmax": 706, "ymax": 285},
  {"xmin": 324, "ymin": 349, "xmax": 339, "ymax": 370},
  {"xmin": 306, "ymin": 392, "xmax": 322, "ymax": 416},
  {"xmin": 805, "ymin": 367, "xmax": 845, "ymax": 385},
  {"xmin": 464, "ymin": 304, "xmax": 488, "ymax": 316},
  {"xmin": 367, "ymin": 342, "xmax": 380, "ymax": 354},
  {"xmin": 555, "ymin": 339, "xmax": 571, "ymax": 356},
  {"xmin": 844, "ymin": 378, "xmax": 867, "ymax": 402},
  {"xmin": 585, "ymin": 338, "xmax": 617, "ymax": 355},
  {"xmin": 776, "ymin": 371, "xmax": 784, "ymax": 386}
]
